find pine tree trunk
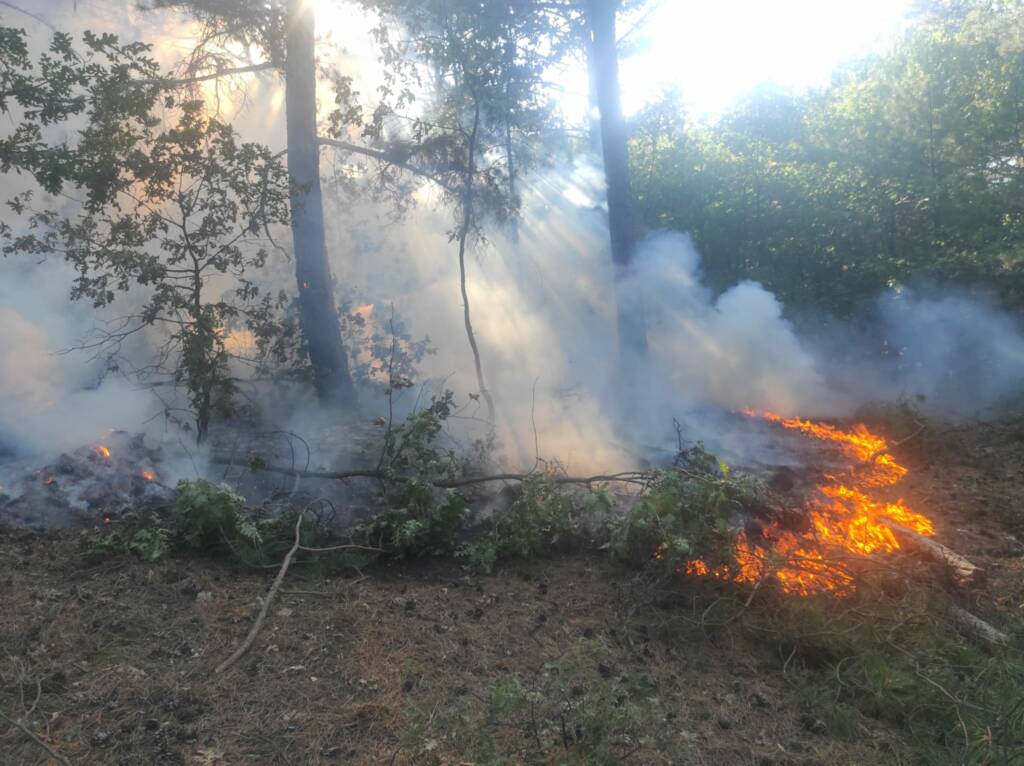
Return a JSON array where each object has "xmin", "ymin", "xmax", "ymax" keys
[
  {"xmin": 586, "ymin": 0, "xmax": 646, "ymax": 364},
  {"xmin": 285, "ymin": 0, "xmax": 357, "ymax": 406}
]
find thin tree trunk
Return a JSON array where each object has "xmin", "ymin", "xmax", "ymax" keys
[
  {"xmin": 505, "ymin": 79, "xmax": 519, "ymax": 244},
  {"xmin": 285, "ymin": 0, "xmax": 357, "ymax": 406},
  {"xmin": 459, "ymin": 95, "xmax": 495, "ymax": 422},
  {"xmin": 586, "ymin": 0, "xmax": 646, "ymax": 364}
]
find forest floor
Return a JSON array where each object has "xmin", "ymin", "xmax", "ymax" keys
[{"xmin": 1, "ymin": 417, "xmax": 1023, "ymax": 765}]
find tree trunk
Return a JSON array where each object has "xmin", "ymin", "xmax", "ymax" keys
[
  {"xmin": 586, "ymin": 0, "xmax": 646, "ymax": 365},
  {"xmin": 285, "ymin": 0, "xmax": 357, "ymax": 406},
  {"xmin": 458, "ymin": 94, "xmax": 496, "ymax": 423}
]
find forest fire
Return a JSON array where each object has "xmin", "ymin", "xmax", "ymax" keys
[
  {"xmin": 94, "ymin": 445, "xmax": 112, "ymax": 459},
  {"xmin": 686, "ymin": 411, "xmax": 936, "ymax": 596}
]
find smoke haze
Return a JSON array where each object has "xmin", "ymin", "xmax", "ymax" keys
[{"xmin": 1, "ymin": 3, "xmax": 1023, "ymax": 481}]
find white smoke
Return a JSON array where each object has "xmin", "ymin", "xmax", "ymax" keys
[
  {"xmin": 876, "ymin": 290, "xmax": 1024, "ymax": 413},
  {"xmin": 629, "ymin": 231, "xmax": 840, "ymax": 417},
  {"xmin": 2, "ymin": 3, "xmax": 1023, "ymax": 482}
]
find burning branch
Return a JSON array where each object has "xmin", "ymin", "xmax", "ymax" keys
[{"xmin": 881, "ymin": 519, "xmax": 985, "ymax": 587}]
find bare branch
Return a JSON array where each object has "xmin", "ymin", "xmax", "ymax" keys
[
  {"xmin": 317, "ymin": 136, "xmax": 457, "ymax": 194},
  {"xmin": 0, "ymin": 711, "xmax": 71, "ymax": 766}
]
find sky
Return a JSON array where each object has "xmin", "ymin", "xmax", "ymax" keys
[
  {"xmin": 9, "ymin": 0, "xmax": 917, "ymax": 120},
  {"xmin": 616, "ymin": 0, "xmax": 914, "ymax": 116}
]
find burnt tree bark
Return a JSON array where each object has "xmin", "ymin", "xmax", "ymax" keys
[
  {"xmin": 586, "ymin": 0, "xmax": 647, "ymax": 364},
  {"xmin": 285, "ymin": 0, "xmax": 357, "ymax": 406}
]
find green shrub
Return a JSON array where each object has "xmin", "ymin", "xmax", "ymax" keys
[
  {"xmin": 127, "ymin": 526, "xmax": 171, "ymax": 562},
  {"xmin": 361, "ymin": 392, "xmax": 476, "ymax": 558},
  {"xmin": 464, "ymin": 475, "xmax": 578, "ymax": 572},
  {"xmin": 613, "ymin": 444, "xmax": 757, "ymax": 572},
  {"xmin": 368, "ymin": 490, "xmax": 469, "ymax": 558},
  {"xmin": 173, "ymin": 479, "xmax": 247, "ymax": 551}
]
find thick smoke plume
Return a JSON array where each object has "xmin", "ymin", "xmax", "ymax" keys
[{"xmin": 2, "ymin": 6, "xmax": 1023, "ymax": 482}]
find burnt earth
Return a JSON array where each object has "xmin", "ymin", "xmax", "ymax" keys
[{"xmin": 0, "ymin": 432, "xmax": 172, "ymax": 528}]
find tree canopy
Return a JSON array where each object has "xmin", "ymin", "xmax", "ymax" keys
[{"xmin": 630, "ymin": 0, "xmax": 1024, "ymax": 314}]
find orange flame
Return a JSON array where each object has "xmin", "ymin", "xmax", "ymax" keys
[
  {"xmin": 688, "ymin": 411, "xmax": 934, "ymax": 596},
  {"xmin": 95, "ymin": 445, "xmax": 112, "ymax": 459},
  {"xmin": 141, "ymin": 470, "xmax": 155, "ymax": 482}
]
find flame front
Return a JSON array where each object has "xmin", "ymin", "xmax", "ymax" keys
[
  {"xmin": 95, "ymin": 445, "xmax": 112, "ymax": 459},
  {"xmin": 687, "ymin": 411, "xmax": 935, "ymax": 596}
]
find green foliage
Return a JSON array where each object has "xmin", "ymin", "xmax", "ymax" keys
[
  {"xmin": 613, "ymin": 445, "xmax": 757, "ymax": 571},
  {"xmin": 360, "ymin": 392, "xmax": 472, "ymax": 558},
  {"xmin": 127, "ymin": 526, "xmax": 171, "ymax": 562},
  {"xmin": 381, "ymin": 390, "xmax": 459, "ymax": 482},
  {"xmin": 173, "ymin": 479, "xmax": 247, "ymax": 551},
  {"xmin": 464, "ymin": 475, "xmax": 578, "ymax": 573},
  {"xmin": 0, "ymin": 30, "xmax": 295, "ymax": 443},
  {"xmin": 338, "ymin": 297, "xmax": 434, "ymax": 390},
  {"xmin": 630, "ymin": 0, "xmax": 1024, "ymax": 312},
  {"xmin": 370, "ymin": 491, "xmax": 469, "ymax": 558},
  {"xmin": 99, "ymin": 480, "xmax": 332, "ymax": 567}
]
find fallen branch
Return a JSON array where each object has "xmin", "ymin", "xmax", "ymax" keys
[
  {"xmin": 215, "ymin": 511, "xmax": 305, "ymax": 674},
  {"xmin": 0, "ymin": 711, "xmax": 71, "ymax": 766},
  {"xmin": 209, "ymin": 456, "xmax": 650, "ymax": 489},
  {"xmin": 214, "ymin": 512, "xmax": 374, "ymax": 674},
  {"xmin": 882, "ymin": 520, "xmax": 984, "ymax": 587},
  {"xmin": 949, "ymin": 605, "xmax": 1009, "ymax": 648}
]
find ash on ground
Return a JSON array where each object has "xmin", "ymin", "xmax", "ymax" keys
[{"xmin": 0, "ymin": 431, "xmax": 173, "ymax": 528}]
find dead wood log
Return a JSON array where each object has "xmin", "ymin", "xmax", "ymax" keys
[
  {"xmin": 882, "ymin": 520, "xmax": 984, "ymax": 587},
  {"xmin": 949, "ymin": 605, "xmax": 1009, "ymax": 648}
]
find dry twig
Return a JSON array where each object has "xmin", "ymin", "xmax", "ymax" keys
[
  {"xmin": 214, "ymin": 511, "xmax": 306, "ymax": 674},
  {"xmin": 0, "ymin": 710, "xmax": 71, "ymax": 766},
  {"xmin": 214, "ymin": 511, "xmax": 375, "ymax": 674}
]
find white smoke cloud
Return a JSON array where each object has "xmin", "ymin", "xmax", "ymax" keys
[
  {"xmin": 3, "ymin": 3, "xmax": 1023, "ymax": 484},
  {"xmin": 876, "ymin": 290, "xmax": 1024, "ymax": 414},
  {"xmin": 629, "ymin": 231, "xmax": 840, "ymax": 417},
  {"xmin": 0, "ymin": 258, "xmax": 154, "ymax": 457}
]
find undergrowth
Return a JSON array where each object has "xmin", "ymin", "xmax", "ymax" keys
[
  {"xmin": 404, "ymin": 637, "xmax": 664, "ymax": 764},
  {"xmin": 75, "ymin": 404, "xmax": 1024, "ymax": 765},
  {"xmin": 613, "ymin": 444, "xmax": 762, "ymax": 575},
  {"xmin": 90, "ymin": 479, "xmax": 331, "ymax": 568},
  {"xmin": 740, "ymin": 577, "xmax": 1024, "ymax": 765}
]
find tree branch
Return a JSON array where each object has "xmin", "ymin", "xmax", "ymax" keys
[
  {"xmin": 142, "ymin": 62, "xmax": 276, "ymax": 87},
  {"xmin": 317, "ymin": 136, "xmax": 457, "ymax": 193},
  {"xmin": 215, "ymin": 510, "xmax": 305, "ymax": 674},
  {"xmin": 209, "ymin": 456, "xmax": 650, "ymax": 488}
]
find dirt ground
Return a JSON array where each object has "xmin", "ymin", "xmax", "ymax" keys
[{"xmin": 1, "ymin": 417, "xmax": 1022, "ymax": 765}]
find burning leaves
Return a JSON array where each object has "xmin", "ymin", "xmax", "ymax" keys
[{"xmin": 687, "ymin": 412, "xmax": 936, "ymax": 596}]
